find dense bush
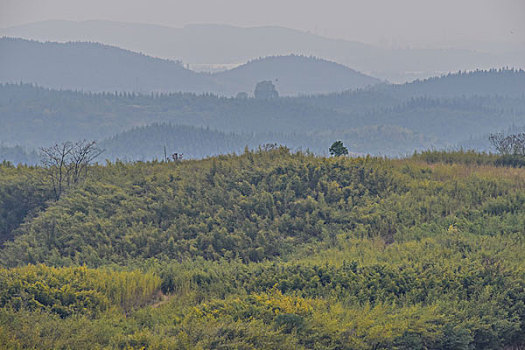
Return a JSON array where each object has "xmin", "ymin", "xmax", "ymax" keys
[
  {"xmin": 414, "ymin": 150, "xmax": 525, "ymax": 167},
  {"xmin": 0, "ymin": 163, "xmax": 50, "ymax": 244},
  {"xmin": 0, "ymin": 150, "xmax": 524, "ymax": 349},
  {"xmin": 0, "ymin": 264, "xmax": 161, "ymax": 317}
]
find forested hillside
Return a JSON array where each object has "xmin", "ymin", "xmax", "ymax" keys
[
  {"xmin": 0, "ymin": 37, "xmax": 216, "ymax": 93},
  {"xmin": 394, "ymin": 68, "xmax": 525, "ymax": 98},
  {"xmin": 99, "ymin": 123, "xmax": 434, "ymax": 161},
  {"xmin": 2, "ymin": 20, "xmax": 516, "ymax": 82},
  {"xmin": 212, "ymin": 55, "xmax": 381, "ymax": 96},
  {"xmin": 0, "ymin": 38, "xmax": 380, "ymax": 96},
  {"xmin": 1, "ymin": 69, "xmax": 524, "ymax": 162},
  {"xmin": 0, "ymin": 149, "xmax": 524, "ymax": 348},
  {"xmin": 2, "ymin": 1, "xmax": 524, "ymax": 348},
  {"xmin": 295, "ymin": 69, "xmax": 525, "ymax": 113}
]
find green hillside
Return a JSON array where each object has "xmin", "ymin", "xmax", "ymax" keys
[{"xmin": 0, "ymin": 149, "xmax": 524, "ymax": 349}]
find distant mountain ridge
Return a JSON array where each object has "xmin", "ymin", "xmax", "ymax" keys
[
  {"xmin": 394, "ymin": 68, "xmax": 525, "ymax": 98},
  {"xmin": 214, "ymin": 55, "xmax": 380, "ymax": 96},
  {"xmin": 1, "ymin": 68, "xmax": 524, "ymax": 159},
  {"xmin": 1, "ymin": 122, "xmax": 435, "ymax": 164},
  {"xmin": 2, "ymin": 20, "xmax": 521, "ymax": 82},
  {"xmin": 0, "ymin": 37, "xmax": 217, "ymax": 94},
  {"xmin": 0, "ymin": 37, "xmax": 380, "ymax": 95}
]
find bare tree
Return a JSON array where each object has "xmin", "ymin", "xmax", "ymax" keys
[
  {"xmin": 489, "ymin": 132, "xmax": 525, "ymax": 156},
  {"xmin": 40, "ymin": 140, "xmax": 103, "ymax": 200},
  {"xmin": 40, "ymin": 142, "xmax": 75, "ymax": 201},
  {"xmin": 69, "ymin": 140, "xmax": 103, "ymax": 185}
]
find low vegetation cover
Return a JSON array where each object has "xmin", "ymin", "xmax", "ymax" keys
[
  {"xmin": 0, "ymin": 264, "xmax": 161, "ymax": 317},
  {"xmin": 0, "ymin": 148, "xmax": 524, "ymax": 349}
]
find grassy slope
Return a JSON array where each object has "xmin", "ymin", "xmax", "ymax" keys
[{"xmin": 0, "ymin": 150, "xmax": 524, "ymax": 349}]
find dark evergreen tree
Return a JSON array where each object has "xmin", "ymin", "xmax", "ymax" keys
[{"xmin": 329, "ymin": 141, "xmax": 348, "ymax": 156}]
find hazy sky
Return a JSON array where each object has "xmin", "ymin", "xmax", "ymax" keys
[{"xmin": 1, "ymin": 0, "xmax": 524, "ymax": 48}]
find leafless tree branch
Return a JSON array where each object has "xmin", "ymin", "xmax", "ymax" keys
[{"xmin": 40, "ymin": 140, "xmax": 104, "ymax": 200}]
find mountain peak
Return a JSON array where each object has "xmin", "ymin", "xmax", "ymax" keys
[{"xmin": 0, "ymin": 38, "xmax": 380, "ymax": 96}]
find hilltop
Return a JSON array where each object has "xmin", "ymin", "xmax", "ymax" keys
[
  {"xmin": 2, "ymin": 20, "xmax": 519, "ymax": 82},
  {"xmin": 0, "ymin": 150, "xmax": 524, "ymax": 348},
  {"xmin": 0, "ymin": 37, "xmax": 216, "ymax": 93},
  {"xmin": 213, "ymin": 55, "xmax": 381, "ymax": 96},
  {"xmin": 0, "ymin": 38, "xmax": 380, "ymax": 95}
]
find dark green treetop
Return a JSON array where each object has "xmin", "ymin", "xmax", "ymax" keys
[{"xmin": 329, "ymin": 141, "xmax": 348, "ymax": 157}]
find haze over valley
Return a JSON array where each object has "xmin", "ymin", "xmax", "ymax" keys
[{"xmin": 2, "ymin": 20, "xmax": 524, "ymax": 82}]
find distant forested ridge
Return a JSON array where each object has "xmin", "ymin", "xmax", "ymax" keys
[
  {"xmin": 100, "ymin": 123, "xmax": 435, "ymax": 161},
  {"xmin": 0, "ymin": 37, "xmax": 217, "ymax": 93},
  {"xmin": 0, "ymin": 145, "xmax": 39, "ymax": 165},
  {"xmin": 0, "ymin": 122, "xmax": 433, "ymax": 164},
  {"xmin": 0, "ymin": 150, "xmax": 524, "ymax": 348},
  {"xmin": 0, "ymin": 38, "xmax": 380, "ymax": 96},
  {"xmin": 1, "ymin": 67, "xmax": 524, "ymax": 162},
  {"xmin": 212, "ymin": 55, "xmax": 381, "ymax": 95},
  {"xmin": 2, "ymin": 20, "xmax": 518, "ymax": 82},
  {"xmin": 394, "ymin": 68, "xmax": 525, "ymax": 98}
]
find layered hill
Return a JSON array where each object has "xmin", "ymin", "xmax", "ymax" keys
[
  {"xmin": 1, "ymin": 68, "xmax": 524, "ymax": 159},
  {"xmin": 393, "ymin": 69, "xmax": 525, "ymax": 98},
  {"xmin": 100, "ymin": 123, "xmax": 433, "ymax": 161},
  {"xmin": 0, "ymin": 38, "xmax": 380, "ymax": 95},
  {"xmin": 213, "ymin": 55, "xmax": 381, "ymax": 96},
  {"xmin": 296, "ymin": 68, "xmax": 525, "ymax": 112},
  {"xmin": 0, "ymin": 37, "xmax": 216, "ymax": 93},
  {"xmin": 2, "ymin": 20, "xmax": 519, "ymax": 82}
]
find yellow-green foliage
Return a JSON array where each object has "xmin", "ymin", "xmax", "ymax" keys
[
  {"xmin": 0, "ymin": 264, "xmax": 161, "ymax": 317},
  {"xmin": 0, "ymin": 150, "xmax": 524, "ymax": 349}
]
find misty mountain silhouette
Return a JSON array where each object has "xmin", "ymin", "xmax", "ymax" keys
[
  {"xmin": 0, "ymin": 37, "xmax": 381, "ymax": 95},
  {"xmin": 1, "ymin": 20, "xmax": 513, "ymax": 82}
]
